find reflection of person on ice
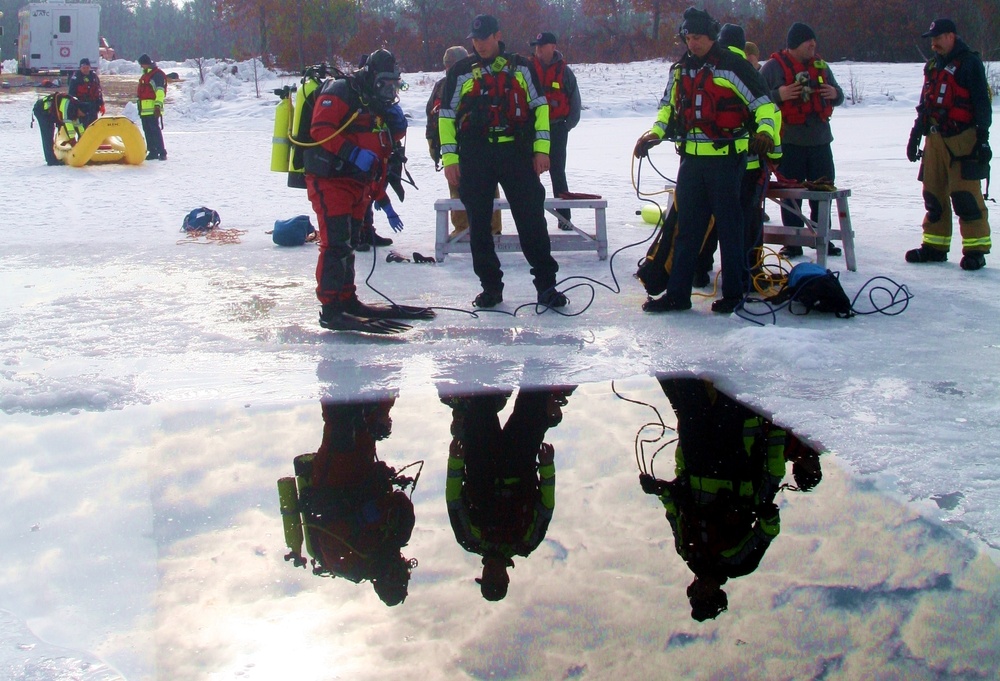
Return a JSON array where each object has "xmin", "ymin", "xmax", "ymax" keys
[
  {"xmin": 443, "ymin": 386, "xmax": 573, "ymax": 600},
  {"xmin": 640, "ymin": 377, "xmax": 788, "ymax": 621},
  {"xmin": 281, "ymin": 397, "xmax": 419, "ymax": 607}
]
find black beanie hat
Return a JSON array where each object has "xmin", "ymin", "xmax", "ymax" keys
[
  {"xmin": 718, "ymin": 24, "xmax": 746, "ymax": 50},
  {"xmin": 138, "ymin": 53, "xmax": 152, "ymax": 65},
  {"xmin": 787, "ymin": 22, "xmax": 817, "ymax": 49},
  {"xmin": 679, "ymin": 7, "xmax": 720, "ymax": 41}
]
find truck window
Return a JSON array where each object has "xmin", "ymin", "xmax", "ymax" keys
[{"xmin": 59, "ymin": 15, "xmax": 71, "ymax": 33}]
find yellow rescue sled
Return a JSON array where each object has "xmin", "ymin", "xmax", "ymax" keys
[{"xmin": 54, "ymin": 116, "xmax": 147, "ymax": 167}]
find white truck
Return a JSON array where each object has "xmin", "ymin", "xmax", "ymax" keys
[{"xmin": 17, "ymin": 2, "xmax": 100, "ymax": 75}]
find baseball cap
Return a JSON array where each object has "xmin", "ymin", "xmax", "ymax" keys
[
  {"xmin": 921, "ymin": 18, "xmax": 957, "ymax": 38},
  {"xmin": 468, "ymin": 14, "xmax": 500, "ymax": 40},
  {"xmin": 530, "ymin": 32, "xmax": 558, "ymax": 46},
  {"xmin": 79, "ymin": 57, "xmax": 91, "ymax": 66}
]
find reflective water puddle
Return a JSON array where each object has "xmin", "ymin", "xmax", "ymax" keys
[{"xmin": 2, "ymin": 375, "xmax": 998, "ymax": 680}]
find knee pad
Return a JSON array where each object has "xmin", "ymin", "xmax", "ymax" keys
[
  {"xmin": 951, "ymin": 191, "xmax": 983, "ymax": 221},
  {"xmin": 324, "ymin": 215, "xmax": 351, "ymax": 243},
  {"xmin": 922, "ymin": 190, "xmax": 944, "ymax": 223}
]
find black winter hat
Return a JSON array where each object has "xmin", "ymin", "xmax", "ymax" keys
[
  {"xmin": 138, "ymin": 54, "xmax": 152, "ymax": 65},
  {"xmin": 787, "ymin": 22, "xmax": 817, "ymax": 49},
  {"xmin": 718, "ymin": 24, "xmax": 746, "ymax": 51},
  {"xmin": 679, "ymin": 7, "xmax": 720, "ymax": 41}
]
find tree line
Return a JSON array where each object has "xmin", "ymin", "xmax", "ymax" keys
[{"xmin": 2, "ymin": 0, "xmax": 997, "ymax": 72}]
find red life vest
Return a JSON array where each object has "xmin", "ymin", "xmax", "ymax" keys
[
  {"xmin": 137, "ymin": 67, "xmax": 166, "ymax": 101},
  {"xmin": 678, "ymin": 62, "xmax": 750, "ymax": 140},
  {"xmin": 532, "ymin": 56, "xmax": 571, "ymax": 121},
  {"xmin": 771, "ymin": 50, "xmax": 834, "ymax": 125},
  {"xmin": 456, "ymin": 60, "xmax": 531, "ymax": 139},
  {"xmin": 71, "ymin": 72, "xmax": 101, "ymax": 102},
  {"xmin": 920, "ymin": 59, "xmax": 974, "ymax": 134}
]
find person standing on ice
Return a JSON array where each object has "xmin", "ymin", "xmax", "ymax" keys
[
  {"xmin": 68, "ymin": 58, "xmax": 104, "ymax": 128},
  {"xmin": 905, "ymin": 18, "xmax": 992, "ymax": 271},
  {"xmin": 759, "ymin": 22, "xmax": 845, "ymax": 260},
  {"xmin": 530, "ymin": 31, "xmax": 581, "ymax": 229},
  {"xmin": 304, "ymin": 48, "xmax": 434, "ymax": 334},
  {"xmin": 426, "ymin": 45, "xmax": 503, "ymax": 239},
  {"xmin": 439, "ymin": 14, "xmax": 567, "ymax": 310},
  {"xmin": 634, "ymin": 7, "xmax": 778, "ymax": 314},
  {"xmin": 136, "ymin": 54, "xmax": 167, "ymax": 161}
]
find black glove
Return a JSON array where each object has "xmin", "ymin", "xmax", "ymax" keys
[
  {"xmin": 748, "ymin": 132, "xmax": 775, "ymax": 157},
  {"xmin": 906, "ymin": 126, "xmax": 922, "ymax": 163},
  {"xmin": 639, "ymin": 473, "xmax": 665, "ymax": 495},
  {"xmin": 975, "ymin": 139, "xmax": 992, "ymax": 165},
  {"xmin": 633, "ymin": 132, "xmax": 660, "ymax": 159}
]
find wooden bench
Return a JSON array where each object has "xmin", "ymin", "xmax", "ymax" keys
[
  {"xmin": 434, "ymin": 197, "xmax": 609, "ymax": 263},
  {"xmin": 762, "ymin": 187, "xmax": 857, "ymax": 271}
]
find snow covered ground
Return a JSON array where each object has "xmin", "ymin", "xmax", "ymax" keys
[{"xmin": 1, "ymin": 56, "xmax": 999, "ymax": 679}]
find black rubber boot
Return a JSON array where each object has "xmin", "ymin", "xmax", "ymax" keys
[
  {"xmin": 905, "ymin": 245, "xmax": 947, "ymax": 263},
  {"xmin": 960, "ymin": 252, "xmax": 986, "ymax": 271}
]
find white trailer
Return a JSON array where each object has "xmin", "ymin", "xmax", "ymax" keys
[{"xmin": 17, "ymin": 2, "xmax": 100, "ymax": 74}]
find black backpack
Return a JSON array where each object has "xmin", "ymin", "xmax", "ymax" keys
[
  {"xmin": 635, "ymin": 203, "xmax": 680, "ymax": 296},
  {"xmin": 181, "ymin": 207, "xmax": 221, "ymax": 232},
  {"xmin": 771, "ymin": 263, "xmax": 853, "ymax": 318}
]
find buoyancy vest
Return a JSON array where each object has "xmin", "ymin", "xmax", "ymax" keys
[
  {"xmin": 455, "ymin": 58, "xmax": 532, "ymax": 141},
  {"xmin": 920, "ymin": 58, "xmax": 974, "ymax": 134},
  {"xmin": 137, "ymin": 67, "xmax": 166, "ymax": 102},
  {"xmin": 308, "ymin": 77, "xmax": 394, "ymax": 180},
  {"xmin": 679, "ymin": 59, "xmax": 751, "ymax": 140},
  {"xmin": 533, "ymin": 57, "xmax": 571, "ymax": 121},
  {"xmin": 70, "ymin": 72, "xmax": 101, "ymax": 102},
  {"xmin": 771, "ymin": 51, "xmax": 834, "ymax": 125}
]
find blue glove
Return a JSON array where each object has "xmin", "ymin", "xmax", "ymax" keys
[
  {"xmin": 384, "ymin": 104, "xmax": 407, "ymax": 134},
  {"xmin": 376, "ymin": 199, "xmax": 404, "ymax": 232},
  {"xmin": 348, "ymin": 146, "xmax": 377, "ymax": 173}
]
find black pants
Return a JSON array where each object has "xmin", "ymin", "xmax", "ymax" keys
[
  {"xmin": 669, "ymin": 153, "xmax": 747, "ymax": 303},
  {"xmin": 79, "ymin": 102, "xmax": 99, "ymax": 128},
  {"xmin": 548, "ymin": 122, "xmax": 571, "ymax": 221},
  {"xmin": 35, "ymin": 110, "xmax": 59, "ymax": 165},
  {"xmin": 458, "ymin": 141, "xmax": 559, "ymax": 294},
  {"xmin": 778, "ymin": 143, "xmax": 834, "ymax": 227},
  {"xmin": 697, "ymin": 166, "xmax": 766, "ymax": 276},
  {"xmin": 140, "ymin": 115, "xmax": 165, "ymax": 157}
]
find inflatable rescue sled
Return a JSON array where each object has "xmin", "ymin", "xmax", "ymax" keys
[{"xmin": 54, "ymin": 116, "xmax": 147, "ymax": 167}]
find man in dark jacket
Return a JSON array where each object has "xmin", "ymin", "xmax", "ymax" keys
[
  {"xmin": 426, "ymin": 45, "xmax": 501, "ymax": 238},
  {"xmin": 440, "ymin": 14, "xmax": 566, "ymax": 309},
  {"xmin": 634, "ymin": 7, "xmax": 779, "ymax": 314},
  {"xmin": 530, "ymin": 31, "xmax": 582, "ymax": 227},
  {"xmin": 68, "ymin": 58, "xmax": 104, "ymax": 127},
  {"xmin": 32, "ymin": 93, "xmax": 84, "ymax": 166},
  {"xmin": 760, "ymin": 22, "xmax": 845, "ymax": 259},
  {"xmin": 905, "ymin": 18, "xmax": 992, "ymax": 271}
]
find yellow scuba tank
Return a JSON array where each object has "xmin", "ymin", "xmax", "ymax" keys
[
  {"xmin": 287, "ymin": 65, "xmax": 328, "ymax": 189},
  {"xmin": 270, "ymin": 85, "xmax": 294, "ymax": 173},
  {"xmin": 277, "ymin": 476, "xmax": 305, "ymax": 566}
]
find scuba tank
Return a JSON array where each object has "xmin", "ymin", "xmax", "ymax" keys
[
  {"xmin": 270, "ymin": 85, "xmax": 295, "ymax": 173},
  {"xmin": 287, "ymin": 63, "xmax": 332, "ymax": 189}
]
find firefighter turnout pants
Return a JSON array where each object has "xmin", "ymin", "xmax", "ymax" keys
[
  {"xmin": 458, "ymin": 141, "xmax": 559, "ymax": 295},
  {"xmin": 919, "ymin": 128, "xmax": 991, "ymax": 255}
]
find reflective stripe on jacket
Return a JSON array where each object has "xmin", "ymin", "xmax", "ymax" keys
[{"xmin": 651, "ymin": 43, "xmax": 777, "ymax": 157}]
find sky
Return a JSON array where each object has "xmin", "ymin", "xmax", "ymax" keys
[{"xmin": 0, "ymin": 55, "xmax": 999, "ymax": 679}]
